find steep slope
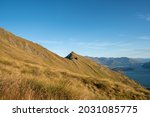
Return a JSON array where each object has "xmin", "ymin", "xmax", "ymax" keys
[{"xmin": 0, "ymin": 28, "xmax": 150, "ymax": 100}]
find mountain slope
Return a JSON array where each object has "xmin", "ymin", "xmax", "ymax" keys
[
  {"xmin": 86, "ymin": 57, "xmax": 142, "ymax": 68},
  {"xmin": 0, "ymin": 28, "xmax": 150, "ymax": 100},
  {"xmin": 142, "ymin": 62, "xmax": 150, "ymax": 69}
]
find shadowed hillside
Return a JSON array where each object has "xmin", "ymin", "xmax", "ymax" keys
[
  {"xmin": 142, "ymin": 62, "xmax": 150, "ymax": 69},
  {"xmin": 0, "ymin": 28, "xmax": 150, "ymax": 100}
]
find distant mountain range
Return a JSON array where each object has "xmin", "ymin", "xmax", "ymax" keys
[
  {"xmin": 142, "ymin": 62, "xmax": 150, "ymax": 69},
  {"xmin": 0, "ymin": 27, "xmax": 150, "ymax": 100},
  {"xmin": 86, "ymin": 56, "xmax": 150, "ymax": 69},
  {"xmin": 87, "ymin": 56, "xmax": 150, "ymax": 89}
]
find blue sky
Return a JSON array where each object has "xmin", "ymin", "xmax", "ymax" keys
[{"xmin": 0, "ymin": 0, "xmax": 150, "ymax": 58}]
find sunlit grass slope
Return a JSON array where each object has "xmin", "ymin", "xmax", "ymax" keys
[{"xmin": 0, "ymin": 28, "xmax": 150, "ymax": 100}]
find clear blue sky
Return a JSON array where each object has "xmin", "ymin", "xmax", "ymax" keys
[{"xmin": 0, "ymin": 0, "xmax": 150, "ymax": 58}]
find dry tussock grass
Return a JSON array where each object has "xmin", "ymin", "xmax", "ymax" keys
[
  {"xmin": 0, "ymin": 59, "xmax": 150, "ymax": 100},
  {"xmin": 0, "ymin": 28, "xmax": 150, "ymax": 100}
]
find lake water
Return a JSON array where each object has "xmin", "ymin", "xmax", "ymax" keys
[{"xmin": 124, "ymin": 67, "xmax": 150, "ymax": 88}]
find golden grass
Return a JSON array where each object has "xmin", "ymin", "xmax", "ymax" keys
[
  {"xmin": 0, "ymin": 59, "xmax": 150, "ymax": 100},
  {"xmin": 0, "ymin": 28, "xmax": 150, "ymax": 100}
]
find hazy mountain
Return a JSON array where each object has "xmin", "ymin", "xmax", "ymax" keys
[
  {"xmin": 87, "ymin": 57, "xmax": 150, "ymax": 68},
  {"xmin": 142, "ymin": 62, "xmax": 150, "ymax": 69},
  {"xmin": 0, "ymin": 28, "xmax": 150, "ymax": 100},
  {"xmin": 133, "ymin": 58, "xmax": 150, "ymax": 63}
]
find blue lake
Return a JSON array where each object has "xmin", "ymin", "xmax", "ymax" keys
[{"xmin": 124, "ymin": 67, "xmax": 150, "ymax": 88}]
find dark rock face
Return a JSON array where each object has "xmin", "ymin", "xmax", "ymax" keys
[{"xmin": 65, "ymin": 51, "xmax": 78, "ymax": 60}]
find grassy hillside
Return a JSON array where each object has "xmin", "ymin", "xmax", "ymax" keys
[{"xmin": 0, "ymin": 28, "xmax": 150, "ymax": 100}]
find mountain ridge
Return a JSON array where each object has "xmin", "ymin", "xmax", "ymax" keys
[
  {"xmin": 86, "ymin": 56, "xmax": 150, "ymax": 68},
  {"xmin": 142, "ymin": 62, "xmax": 150, "ymax": 69},
  {"xmin": 0, "ymin": 28, "xmax": 150, "ymax": 100}
]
